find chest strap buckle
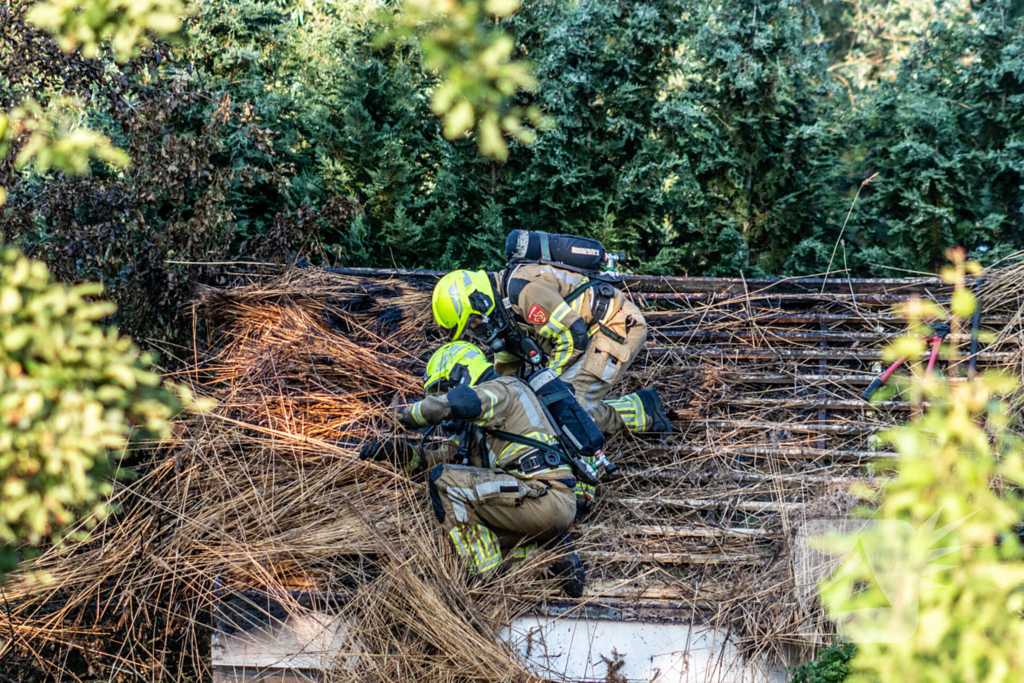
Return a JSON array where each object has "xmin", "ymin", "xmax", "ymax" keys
[{"xmin": 513, "ymin": 451, "xmax": 562, "ymax": 476}]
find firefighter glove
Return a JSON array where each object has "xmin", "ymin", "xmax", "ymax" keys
[{"xmin": 359, "ymin": 439, "xmax": 416, "ymax": 465}]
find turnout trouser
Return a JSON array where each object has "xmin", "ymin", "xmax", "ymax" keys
[
  {"xmin": 428, "ymin": 464, "xmax": 576, "ymax": 573},
  {"xmin": 561, "ymin": 298, "xmax": 648, "ymax": 436}
]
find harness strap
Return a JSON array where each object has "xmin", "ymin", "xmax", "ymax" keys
[
  {"xmin": 486, "ymin": 428, "xmax": 567, "ymax": 461},
  {"xmin": 597, "ymin": 322, "xmax": 627, "ymax": 345},
  {"xmin": 500, "ymin": 262, "xmax": 618, "ymax": 364},
  {"xmin": 563, "ymin": 278, "xmax": 602, "ymax": 306}
]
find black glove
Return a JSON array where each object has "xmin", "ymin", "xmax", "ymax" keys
[
  {"xmin": 359, "ymin": 439, "xmax": 416, "ymax": 465},
  {"xmin": 398, "ymin": 407, "xmax": 423, "ymax": 429},
  {"xmin": 574, "ymin": 496, "xmax": 594, "ymax": 522}
]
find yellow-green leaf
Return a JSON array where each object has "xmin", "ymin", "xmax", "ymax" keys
[
  {"xmin": 951, "ymin": 289, "xmax": 976, "ymax": 318},
  {"xmin": 484, "ymin": 0, "xmax": 521, "ymax": 16},
  {"xmin": 478, "ymin": 112, "xmax": 507, "ymax": 160},
  {"xmin": 443, "ymin": 100, "xmax": 475, "ymax": 140},
  {"xmin": 884, "ymin": 335, "xmax": 926, "ymax": 363}
]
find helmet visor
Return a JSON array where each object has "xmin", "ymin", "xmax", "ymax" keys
[{"xmin": 425, "ymin": 364, "xmax": 472, "ymax": 395}]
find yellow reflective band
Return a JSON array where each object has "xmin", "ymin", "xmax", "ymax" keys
[
  {"xmin": 449, "ymin": 527, "xmax": 471, "ymax": 557},
  {"xmin": 606, "ymin": 395, "xmax": 646, "ymax": 432},
  {"xmin": 575, "ymin": 455, "xmax": 597, "ymax": 500},
  {"xmin": 406, "ymin": 448, "xmax": 421, "ymax": 472},
  {"xmin": 450, "ymin": 525, "xmax": 501, "ymax": 574},
  {"xmin": 476, "ymin": 388, "xmax": 498, "ymax": 423},
  {"xmin": 411, "ymin": 402, "xmax": 427, "ymax": 426},
  {"xmin": 606, "ymin": 397, "xmax": 634, "ymax": 428},
  {"xmin": 569, "ymin": 290, "xmax": 588, "ymax": 315},
  {"xmin": 538, "ymin": 302, "xmax": 575, "ymax": 374},
  {"xmin": 506, "ymin": 542, "xmax": 539, "ymax": 568}
]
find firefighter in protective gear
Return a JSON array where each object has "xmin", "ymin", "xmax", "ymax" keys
[
  {"xmin": 360, "ymin": 342, "xmax": 585, "ymax": 596},
  {"xmin": 431, "ymin": 268, "xmax": 672, "ymax": 436}
]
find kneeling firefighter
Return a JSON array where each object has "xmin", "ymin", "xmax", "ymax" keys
[
  {"xmin": 360, "ymin": 342, "xmax": 605, "ymax": 597},
  {"xmin": 430, "ymin": 230, "xmax": 672, "ymax": 438}
]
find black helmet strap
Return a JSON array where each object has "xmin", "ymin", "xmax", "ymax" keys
[{"xmin": 491, "ymin": 269, "xmax": 541, "ymax": 365}]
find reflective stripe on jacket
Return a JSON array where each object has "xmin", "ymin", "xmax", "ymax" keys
[{"xmin": 497, "ymin": 263, "xmax": 626, "ymax": 374}]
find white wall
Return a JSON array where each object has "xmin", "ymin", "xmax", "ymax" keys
[{"xmin": 502, "ymin": 615, "xmax": 787, "ymax": 683}]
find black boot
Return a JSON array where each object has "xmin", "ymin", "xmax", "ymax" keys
[
  {"xmin": 548, "ymin": 533, "xmax": 586, "ymax": 598},
  {"xmin": 637, "ymin": 388, "xmax": 673, "ymax": 433}
]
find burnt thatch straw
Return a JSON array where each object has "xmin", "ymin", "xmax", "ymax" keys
[{"xmin": 0, "ymin": 263, "xmax": 1021, "ymax": 680}]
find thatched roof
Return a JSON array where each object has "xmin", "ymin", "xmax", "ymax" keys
[{"xmin": 1, "ymin": 263, "xmax": 1022, "ymax": 681}]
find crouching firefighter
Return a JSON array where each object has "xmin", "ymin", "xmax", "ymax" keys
[
  {"xmin": 430, "ymin": 232, "xmax": 672, "ymax": 437},
  {"xmin": 360, "ymin": 342, "xmax": 605, "ymax": 597}
]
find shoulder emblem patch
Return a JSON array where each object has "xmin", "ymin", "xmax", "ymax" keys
[{"xmin": 526, "ymin": 304, "xmax": 548, "ymax": 325}]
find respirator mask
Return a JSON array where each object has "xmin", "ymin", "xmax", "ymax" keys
[{"xmin": 464, "ymin": 313, "xmax": 509, "ymax": 353}]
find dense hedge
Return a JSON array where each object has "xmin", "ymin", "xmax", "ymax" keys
[{"xmin": 2, "ymin": 0, "xmax": 1023, "ymax": 342}]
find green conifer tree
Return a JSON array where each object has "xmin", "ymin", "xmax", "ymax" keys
[{"xmin": 844, "ymin": 0, "xmax": 1024, "ymax": 273}]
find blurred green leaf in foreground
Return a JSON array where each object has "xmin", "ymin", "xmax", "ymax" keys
[
  {"xmin": 26, "ymin": 0, "xmax": 189, "ymax": 61},
  {"xmin": 818, "ymin": 250, "xmax": 1024, "ymax": 681},
  {"xmin": 377, "ymin": 0, "xmax": 550, "ymax": 160},
  {"xmin": 0, "ymin": 246, "xmax": 203, "ymax": 579}
]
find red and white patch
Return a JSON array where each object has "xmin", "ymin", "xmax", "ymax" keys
[{"xmin": 526, "ymin": 304, "xmax": 548, "ymax": 325}]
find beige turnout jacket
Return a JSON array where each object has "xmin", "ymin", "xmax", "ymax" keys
[{"xmin": 400, "ymin": 376, "xmax": 572, "ymax": 480}]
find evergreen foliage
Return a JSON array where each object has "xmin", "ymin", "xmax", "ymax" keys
[
  {"xmin": 2, "ymin": 0, "xmax": 1024, "ymax": 331},
  {"xmin": 665, "ymin": 0, "xmax": 846, "ymax": 276},
  {"xmin": 790, "ymin": 642, "xmax": 856, "ymax": 683},
  {"xmin": 844, "ymin": 2, "xmax": 1024, "ymax": 272},
  {"xmin": 812, "ymin": 0, "xmax": 972, "ymax": 91}
]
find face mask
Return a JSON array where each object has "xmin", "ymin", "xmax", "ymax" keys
[{"xmin": 465, "ymin": 314, "xmax": 507, "ymax": 349}]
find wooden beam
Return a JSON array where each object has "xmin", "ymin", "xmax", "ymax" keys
[
  {"xmin": 618, "ymin": 468, "xmax": 886, "ymax": 488},
  {"xmin": 583, "ymin": 581, "xmax": 722, "ymax": 604},
  {"xmin": 672, "ymin": 419, "xmax": 886, "ymax": 434},
  {"xmin": 634, "ymin": 292, "xmax": 932, "ymax": 304},
  {"xmin": 585, "ymin": 524, "xmax": 770, "ymax": 539},
  {"xmin": 645, "ymin": 347, "xmax": 1015, "ymax": 362},
  {"xmin": 621, "ymin": 275, "xmax": 944, "ymax": 296},
  {"xmin": 661, "ymin": 444, "xmax": 897, "ymax": 461},
  {"xmin": 719, "ymin": 373, "xmax": 975, "ymax": 385},
  {"xmin": 617, "ymin": 498, "xmax": 806, "ymax": 512},
  {"xmin": 719, "ymin": 397, "xmax": 913, "ymax": 411},
  {"xmin": 653, "ymin": 329, "xmax": 1004, "ymax": 346},
  {"xmin": 320, "ymin": 268, "xmax": 947, "ymax": 297},
  {"xmin": 580, "ymin": 550, "xmax": 767, "ymax": 565},
  {"xmin": 644, "ymin": 311, "xmax": 1014, "ymax": 326}
]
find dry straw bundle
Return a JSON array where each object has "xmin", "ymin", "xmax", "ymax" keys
[{"xmin": 0, "ymin": 263, "xmax": 1021, "ymax": 681}]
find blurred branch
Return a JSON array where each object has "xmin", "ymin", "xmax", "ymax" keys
[
  {"xmin": 26, "ymin": 0, "xmax": 190, "ymax": 62},
  {"xmin": 376, "ymin": 0, "xmax": 551, "ymax": 160}
]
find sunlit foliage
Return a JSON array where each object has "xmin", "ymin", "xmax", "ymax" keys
[
  {"xmin": 27, "ymin": 0, "xmax": 188, "ymax": 61},
  {"xmin": 377, "ymin": 0, "xmax": 549, "ymax": 160},
  {"xmin": 819, "ymin": 252, "xmax": 1024, "ymax": 680},
  {"xmin": 0, "ymin": 246, "xmax": 182, "ymax": 576}
]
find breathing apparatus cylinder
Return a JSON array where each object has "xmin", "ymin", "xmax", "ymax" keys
[{"xmin": 505, "ymin": 230, "xmax": 607, "ymax": 272}]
